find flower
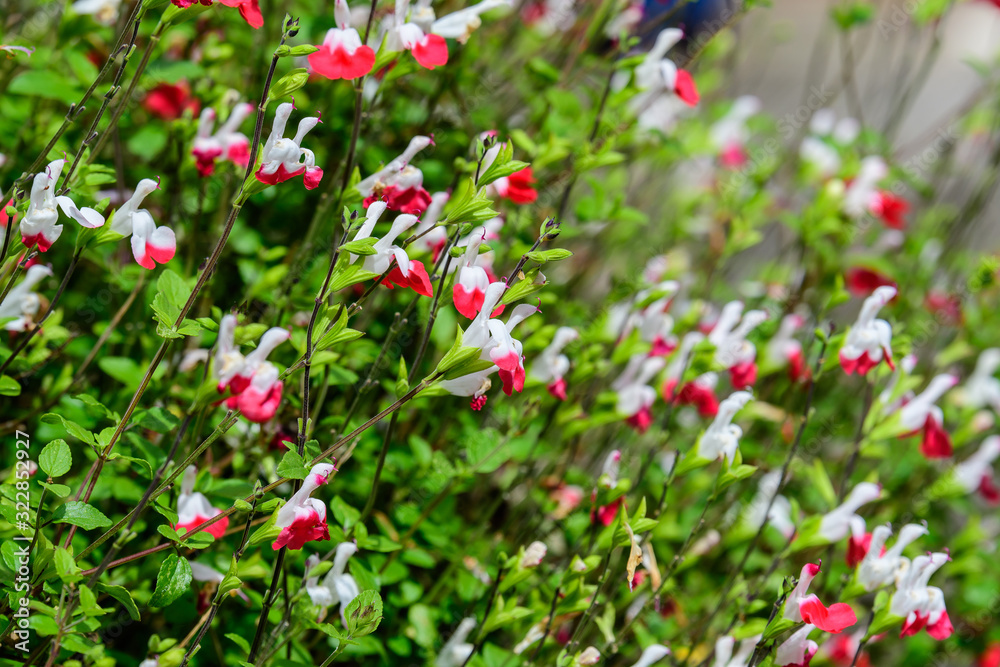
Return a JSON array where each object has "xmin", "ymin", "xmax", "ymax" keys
[
  {"xmin": 108, "ymin": 178, "xmax": 176, "ymax": 269},
  {"xmin": 439, "ymin": 284, "xmax": 537, "ymax": 407},
  {"xmin": 662, "ymin": 333, "xmax": 720, "ymax": 417},
  {"xmin": 889, "ymin": 552, "xmax": 953, "ymax": 640},
  {"xmin": 743, "ymin": 470, "xmax": 795, "ymax": 538},
  {"xmin": 856, "ymin": 522, "xmax": 927, "ymax": 591},
  {"xmin": 213, "ymin": 315, "xmax": 291, "ymax": 422},
  {"xmin": 631, "ymin": 644, "xmax": 670, "ymax": 667},
  {"xmin": 839, "ymin": 286, "xmax": 896, "ymax": 375},
  {"xmin": 435, "ymin": 617, "xmax": 477, "ymax": 667},
  {"xmin": 708, "ymin": 301, "xmax": 767, "ymax": 389},
  {"xmin": 710, "ymin": 96, "xmax": 760, "ymax": 169},
  {"xmin": 312, "ymin": 542, "xmax": 361, "ymax": 624},
  {"xmin": 21, "ymin": 159, "xmax": 106, "ymax": 252},
  {"xmin": 520, "ymin": 541, "xmax": 547, "ymax": 567},
  {"xmin": 713, "ymin": 635, "xmax": 759, "ymax": 667},
  {"xmin": 453, "ymin": 226, "xmax": 502, "ymax": 318},
  {"xmin": 842, "ymin": 156, "xmax": 888, "ymax": 220},
  {"xmin": 550, "ymin": 484, "xmax": 584, "ymax": 519},
  {"xmin": 358, "ymin": 135, "xmax": 434, "ymax": 215},
  {"xmin": 174, "ymin": 465, "xmax": 229, "ymax": 539},
  {"xmin": 309, "ymin": 0, "xmax": 376, "ymax": 80},
  {"xmin": 696, "ymin": 391, "xmax": 753, "ymax": 464},
  {"xmin": 577, "ymin": 646, "xmax": 601, "ymax": 665},
  {"xmin": 192, "ymin": 103, "xmax": 254, "ymax": 176},
  {"xmin": 351, "ymin": 201, "xmax": 433, "ymax": 296},
  {"xmin": 783, "ymin": 563, "xmax": 858, "ymax": 633},
  {"xmin": 429, "ymin": 0, "xmax": 511, "ymax": 43},
  {"xmin": 142, "ymin": 82, "xmax": 200, "ymax": 120},
  {"xmin": 818, "ymin": 482, "xmax": 881, "ymax": 543},
  {"xmin": 272, "ymin": 463, "xmax": 337, "ymax": 550},
  {"xmin": 530, "ymin": 326, "xmax": 579, "ymax": 400},
  {"xmin": 767, "ymin": 314, "xmax": 808, "ymax": 382},
  {"xmin": 219, "ymin": 0, "xmax": 264, "ymax": 28},
  {"xmin": 71, "ymin": 0, "xmax": 121, "ymax": 25},
  {"xmin": 953, "ymin": 436, "xmax": 1000, "ymax": 503},
  {"xmin": 0, "ymin": 265, "xmax": 53, "ymax": 332},
  {"xmin": 255, "ymin": 103, "xmax": 323, "ymax": 189},
  {"xmin": 845, "ymin": 267, "xmax": 896, "ymax": 297},
  {"xmin": 599, "ymin": 450, "xmax": 621, "ymax": 489},
  {"xmin": 959, "ymin": 349, "xmax": 1000, "ymax": 412},
  {"xmin": 634, "ymin": 28, "xmax": 699, "ymax": 107},
  {"xmin": 775, "ymin": 624, "xmax": 819, "ymax": 667},
  {"xmin": 388, "ymin": 0, "xmax": 450, "ymax": 69},
  {"xmin": 897, "ymin": 374, "xmax": 958, "ymax": 459},
  {"xmin": 304, "ymin": 554, "xmax": 336, "ymax": 607},
  {"xmin": 614, "ymin": 354, "xmax": 666, "ymax": 433}
]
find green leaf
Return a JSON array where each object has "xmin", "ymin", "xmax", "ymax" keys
[
  {"xmin": 345, "ymin": 590, "xmax": 383, "ymax": 638},
  {"xmin": 340, "ymin": 237, "xmax": 379, "ymax": 256},
  {"xmin": 39, "ymin": 440, "xmax": 72, "ymax": 477},
  {"xmin": 96, "ymin": 583, "xmax": 141, "ymax": 621},
  {"xmin": 52, "ymin": 502, "xmax": 112, "ymax": 530},
  {"xmin": 277, "ymin": 449, "xmax": 310, "ymax": 480},
  {"xmin": 524, "ymin": 248, "xmax": 573, "ymax": 264},
  {"xmin": 150, "ymin": 553, "xmax": 193, "ymax": 608},
  {"xmin": 0, "ymin": 374, "xmax": 21, "ymax": 396}
]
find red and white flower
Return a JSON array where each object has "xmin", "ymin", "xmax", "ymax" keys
[
  {"xmin": 305, "ymin": 542, "xmax": 361, "ymax": 624},
  {"xmin": 614, "ymin": 354, "xmax": 666, "ymax": 434},
  {"xmin": 529, "ymin": 326, "xmax": 579, "ymax": 400},
  {"xmin": 766, "ymin": 315, "xmax": 806, "ymax": 382},
  {"xmin": 710, "ymin": 96, "xmax": 760, "ymax": 169},
  {"xmin": 632, "ymin": 28, "xmax": 699, "ymax": 108},
  {"xmin": 192, "ymin": 103, "xmax": 253, "ymax": 177},
  {"xmin": 255, "ymin": 102, "xmax": 323, "ymax": 190},
  {"xmin": 453, "ymin": 226, "xmax": 501, "ymax": 318},
  {"xmin": 696, "ymin": 391, "xmax": 752, "ymax": 464},
  {"xmin": 742, "ymin": 470, "xmax": 795, "ymax": 539},
  {"xmin": 953, "ymin": 435, "xmax": 1000, "ymax": 504},
  {"xmin": 0, "ymin": 265, "xmax": 52, "ymax": 332},
  {"xmin": 272, "ymin": 463, "xmax": 337, "ymax": 550},
  {"xmin": 175, "ymin": 465, "xmax": 229, "ymax": 539},
  {"xmin": 411, "ymin": 191, "xmax": 452, "ymax": 256},
  {"xmin": 21, "ymin": 159, "xmax": 105, "ymax": 252},
  {"xmin": 775, "ymin": 624, "xmax": 819, "ymax": 667},
  {"xmin": 897, "ymin": 374, "xmax": 958, "ymax": 459},
  {"xmin": 213, "ymin": 315, "xmax": 290, "ymax": 422},
  {"xmin": 839, "ymin": 286, "xmax": 896, "ymax": 375},
  {"xmin": 818, "ymin": 482, "xmax": 881, "ymax": 543},
  {"xmin": 351, "ymin": 200, "xmax": 433, "ymax": 296},
  {"xmin": 388, "ymin": 0, "xmax": 449, "ymax": 69},
  {"xmin": 358, "ymin": 135, "xmax": 434, "ymax": 215},
  {"xmin": 889, "ymin": 552, "xmax": 953, "ymax": 640},
  {"xmin": 661, "ymin": 333, "xmax": 720, "ymax": 417},
  {"xmin": 855, "ymin": 522, "xmax": 928, "ymax": 591},
  {"xmin": 783, "ymin": 563, "xmax": 858, "ymax": 633},
  {"xmin": 309, "ymin": 0, "xmax": 376, "ymax": 80},
  {"xmin": 709, "ymin": 301, "xmax": 767, "ymax": 389},
  {"xmin": 109, "ymin": 178, "xmax": 175, "ymax": 269},
  {"xmin": 959, "ymin": 348, "xmax": 1000, "ymax": 412}
]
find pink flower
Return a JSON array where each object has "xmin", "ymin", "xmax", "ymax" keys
[
  {"xmin": 493, "ymin": 167, "xmax": 538, "ymax": 204},
  {"xmin": 357, "ymin": 136, "xmax": 434, "ymax": 214},
  {"xmin": 219, "ymin": 0, "xmax": 264, "ymax": 28},
  {"xmin": 309, "ymin": 0, "xmax": 376, "ymax": 80},
  {"xmin": 272, "ymin": 463, "xmax": 337, "ymax": 550},
  {"xmin": 143, "ymin": 82, "xmax": 200, "ymax": 120},
  {"xmin": 775, "ymin": 624, "xmax": 819, "ymax": 667},
  {"xmin": 109, "ymin": 178, "xmax": 175, "ymax": 270},
  {"xmin": 784, "ymin": 563, "xmax": 858, "ymax": 633},
  {"xmin": 350, "ymin": 201, "xmax": 434, "ymax": 297},
  {"xmin": 453, "ymin": 226, "xmax": 504, "ymax": 318},
  {"xmin": 530, "ymin": 326, "xmax": 578, "ymax": 401},
  {"xmin": 839, "ymin": 287, "xmax": 895, "ymax": 376},
  {"xmin": 192, "ymin": 103, "xmax": 253, "ymax": 177},
  {"xmin": 174, "ymin": 465, "xmax": 229, "ymax": 539},
  {"xmin": 897, "ymin": 374, "xmax": 958, "ymax": 459}
]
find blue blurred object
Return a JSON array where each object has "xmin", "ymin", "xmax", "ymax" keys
[{"xmin": 639, "ymin": 0, "xmax": 735, "ymax": 46}]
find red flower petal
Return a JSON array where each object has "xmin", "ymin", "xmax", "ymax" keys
[
  {"xmin": 412, "ymin": 33, "xmax": 448, "ymax": 69},
  {"xmin": 674, "ymin": 69, "xmax": 700, "ymax": 106}
]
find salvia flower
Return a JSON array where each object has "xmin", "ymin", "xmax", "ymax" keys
[
  {"xmin": 435, "ymin": 617, "xmax": 477, "ymax": 667},
  {"xmin": 839, "ymin": 286, "xmax": 896, "ymax": 375},
  {"xmin": 108, "ymin": 178, "xmax": 176, "ymax": 269},
  {"xmin": 529, "ymin": 326, "xmax": 579, "ymax": 400},
  {"xmin": 192, "ymin": 103, "xmax": 254, "ymax": 176},
  {"xmin": 889, "ymin": 552, "xmax": 953, "ymax": 640},
  {"xmin": 519, "ymin": 541, "xmax": 547, "ymax": 568},
  {"xmin": 576, "ymin": 646, "xmax": 601, "ymax": 665},
  {"xmin": 427, "ymin": 0, "xmax": 511, "ymax": 43},
  {"xmin": 743, "ymin": 469, "xmax": 795, "ymax": 538},
  {"xmin": 351, "ymin": 201, "xmax": 433, "ymax": 296},
  {"xmin": 0, "ymin": 265, "xmax": 52, "ymax": 332},
  {"xmin": 358, "ymin": 135, "xmax": 434, "ymax": 214},
  {"xmin": 304, "ymin": 554, "xmax": 336, "ymax": 608},
  {"xmin": 255, "ymin": 102, "xmax": 323, "ymax": 189},
  {"xmin": 767, "ymin": 314, "xmax": 807, "ymax": 381},
  {"xmin": 598, "ymin": 450, "xmax": 621, "ymax": 490},
  {"xmin": 480, "ymin": 132, "xmax": 538, "ymax": 204},
  {"xmin": 775, "ymin": 624, "xmax": 819, "ymax": 667},
  {"xmin": 175, "ymin": 465, "xmax": 229, "ymax": 539},
  {"xmin": 214, "ymin": 315, "xmax": 291, "ymax": 422},
  {"xmin": 614, "ymin": 353, "xmax": 666, "ymax": 433},
  {"xmin": 713, "ymin": 635, "xmax": 758, "ymax": 667},
  {"xmin": 697, "ymin": 391, "xmax": 753, "ymax": 465},
  {"xmin": 272, "ymin": 463, "xmax": 337, "ymax": 550},
  {"xmin": 174, "ymin": 0, "xmax": 263, "ymax": 29},
  {"xmin": 662, "ymin": 333, "xmax": 720, "ymax": 417},
  {"xmin": 897, "ymin": 374, "xmax": 958, "ymax": 459},
  {"xmin": 142, "ymin": 81, "xmax": 200, "ymax": 120},
  {"xmin": 783, "ymin": 562, "xmax": 858, "ymax": 633},
  {"xmin": 387, "ymin": 0, "xmax": 449, "ymax": 69},
  {"xmin": 856, "ymin": 523, "xmax": 928, "ymax": 591},
  {"xmin": 953, "ymin": 436, "xmax": 1000, "ymax": 503},
  {"xmin": 21, "ymin": 159, "xmax": 105, "ymax": 252},
  {"xmin": 710, "ymin": 96, "xmax": 760, "ymax": 169},
  {"xmin": 709, "ymin": 301, "xmax": 767, "ymax": 389},
  {"xmin": 317, "ymin": 542, "xmax": 361, "ymax": 624},
  {"xmin": 633, "ymin": 28, "xmax": 699, "ymax": 107},
  {"xmin": 631, "ymin": 644, "xmax": 670, "ymax": 667},
  {"xmin": 71, "ymin": 0, "xmax": 121, "ymax": 25},
  {"xmin": 453, "ymin": 225, "xmax": 501, "ymax": 317},
  {"xmin": 959, "ymin": 348, "xmax": 1000, "ymax": 411},
  {"xmin": 818, "ymin": 482, "xmax": 881, "ymax": 543},
  {"xmin": 309, "ymin": 0, "xmax": 376, "ymax": 80}
]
